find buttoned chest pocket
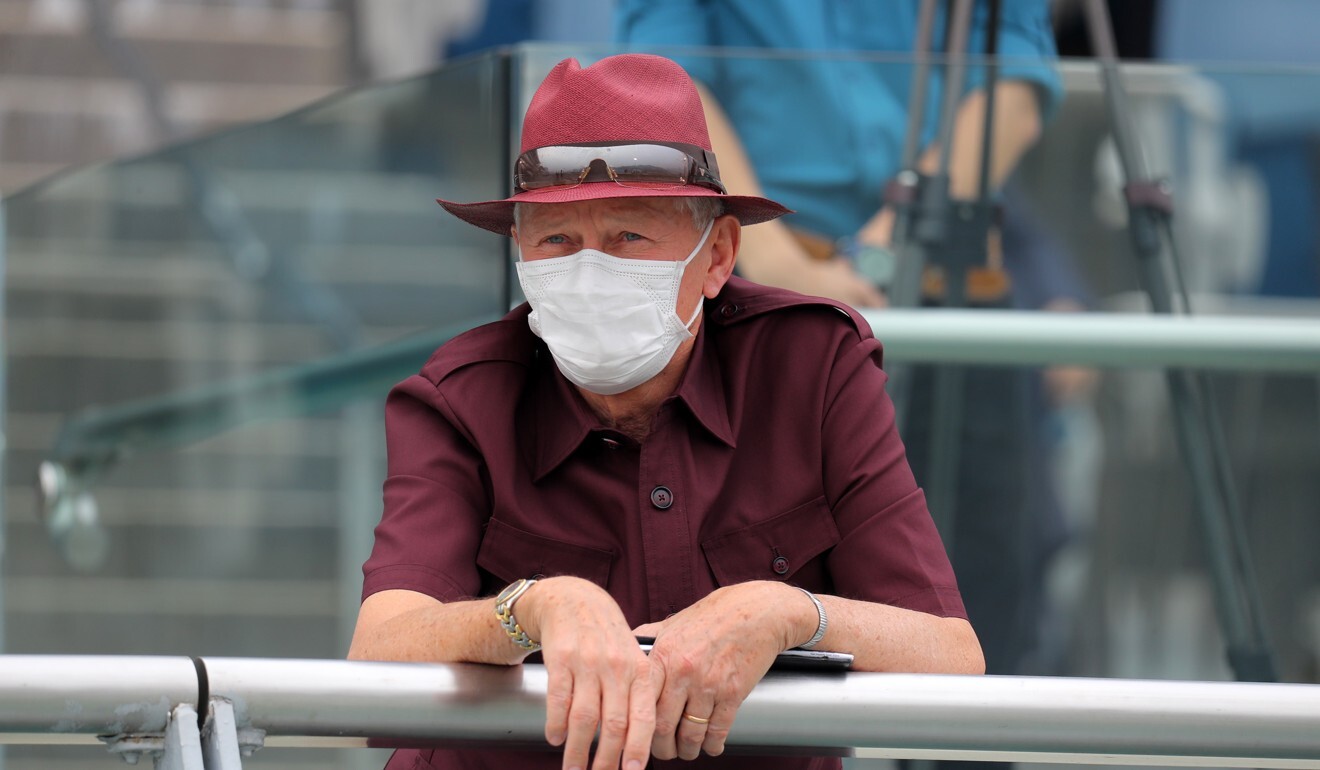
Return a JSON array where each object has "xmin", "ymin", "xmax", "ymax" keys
[
  {"xmin": 700, "ymin": 496, "xmax": 840, "ymax": 590},
  {"xmin": 477, "ymin": 517, "xmax": 616, "ymax": 589}
]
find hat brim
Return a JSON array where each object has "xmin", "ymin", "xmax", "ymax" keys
[{"xmin": 437, "ymin": 182, "xmax": 792, "ymax": 236}]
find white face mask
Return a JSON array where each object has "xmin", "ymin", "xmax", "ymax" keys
[{"xmin": 516, "ymin": 221, "xmax": 713, "ymax": 395}]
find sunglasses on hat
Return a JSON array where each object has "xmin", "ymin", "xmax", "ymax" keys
[{"xmin": 514, "ymin": 141, "xmax": 727, "ymax": 195}]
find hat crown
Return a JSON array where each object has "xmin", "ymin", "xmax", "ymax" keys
[{"xmin": 519, "ymin": 55, "xmax": 713, "ymax": 153}]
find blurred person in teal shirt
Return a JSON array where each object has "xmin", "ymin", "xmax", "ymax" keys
[{"xmin": 616, "ymin": 0, "xmax": 1089, "ymax": 690}]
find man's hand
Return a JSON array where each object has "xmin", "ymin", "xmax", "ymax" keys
[
  {"xmin": 519, "ymin": 577, "xmax": 655, "ymax": 770},
  {"xmin": 632, "ymin": 582, "xmax": 816, "ymax": 761}
]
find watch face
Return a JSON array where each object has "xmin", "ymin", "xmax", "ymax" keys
[
  {"xmin": 496, "ymin": 579, "xmax": 526, "ymax": 605},
  {"xmin": 856, "ymin": 245, "xmax": 897, "ymax": 286}
]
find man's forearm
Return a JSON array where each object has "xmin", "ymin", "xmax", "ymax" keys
[
  {"xmin": 823, "ymin": 593, "xmax": 984, "ymax": 673},
  {"xmin": 779, "ymin": 586, "xmax": 984, "ymax": 674},
  {"xmin": 348, "ymin": 591, "xmax": 530, "ymax": 665}
]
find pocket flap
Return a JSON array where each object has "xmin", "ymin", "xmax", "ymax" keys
[
  {"xmin": 701, "ymin": 496, "xmax": 840, "ymax": 585},
  {"xmin": 477, "ymin": 518, "xmax": 615, "ymax": 588}
]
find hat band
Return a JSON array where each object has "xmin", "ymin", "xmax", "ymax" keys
[{"xmin": 513, "ymin": 141, "xmax": 726, "ymax": 195}]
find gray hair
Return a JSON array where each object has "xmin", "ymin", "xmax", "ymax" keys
[{"xmin": 513, "ymin": 197, "xmax": 725, "ymax": 233}]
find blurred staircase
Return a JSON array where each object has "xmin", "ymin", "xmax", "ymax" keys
[
  {"xmin": 0, "ymin": 0, "xmax": 350, "ymax": 194},
  {"xmin": 0, "ymin": 4, "xmax": 399, "ymax": 767}
]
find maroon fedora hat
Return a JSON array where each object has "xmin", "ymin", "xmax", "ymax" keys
[{"xmin": 437, "ymin": 54, "xmax": 791, "ymax": 235}]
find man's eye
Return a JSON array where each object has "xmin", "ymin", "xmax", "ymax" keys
[
  {"xmin": 544, "ymin": 235, "xmax": 567, "ymax": 244},
  {"xmin": 621, "ymin": 232, "xmax": 643, "ymax": 242}
]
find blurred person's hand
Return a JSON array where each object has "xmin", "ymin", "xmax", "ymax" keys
[
  {"xmin": 738, "ymin": 219, "xmax": 886, "ymax": 308},
  {"xmin": 1040, "ymin": 298, "xmax": 1100, "ymax": 405},
  {"xmin": 796, "ymin": 257, "xmax": 889, "ymax": 308}
]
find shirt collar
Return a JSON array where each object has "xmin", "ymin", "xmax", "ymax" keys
[
  {"xmin": 528, "ymin": 304, "xmax": 736, "ymax": 481},
  {"xmin": 671, "ymin": 313, "xmax": 736, "ymax": 449},
  {"xmin": 528, "ymin": 345, "xmax": 599, "ymax": 482}
]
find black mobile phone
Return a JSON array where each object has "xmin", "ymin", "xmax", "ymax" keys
[{"xmin": 634, "ymin": 636, "xmax": 853, "ymax": 672}]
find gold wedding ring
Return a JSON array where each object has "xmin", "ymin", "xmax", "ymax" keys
[{"xmin": 682, "ymin": 713, "xmax": 710, "ymax": 725}]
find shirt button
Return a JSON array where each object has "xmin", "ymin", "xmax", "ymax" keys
[
  {"xmin": 650, "ymin": 485, "xmax": 673, "ymax": 509},
  {"xmin": 772, "ymin": 556, "xmax": 790, "ymax": 575},
  {"xmin": 719, "ymin": 303, "xmax": 740, "ymax": 318}
]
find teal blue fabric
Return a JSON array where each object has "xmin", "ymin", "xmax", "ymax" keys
[{"xmin": 615, "ymin": 0, "xmax": 1061, "ymax": 239}]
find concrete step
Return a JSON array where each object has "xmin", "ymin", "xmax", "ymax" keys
[
  {"xmin": 3, "ymin": 238, "xmax": 479, "ymax": 293},
  {"xmin": 0, "ymin": 21, "xmax": 344, "ymax": 86},
  {"xmin": 6, "ymin": 317, "xmax": 341, "ymax": 361},
  {"xmin": 0, "ymin": 0, "xmax": 345, "ymax": 52},
  {"xmin": 0, "ymin": 159, "xmax": 67, "ymax": 191},
  {"xmin": 3, "ymin": 578, "xmax": 343, "ymax": 656},
  {"xmin": 7, "ymin": 410, "xmax": 345, "ymax": 457},
  {"xmin": 5, "ymin": 520, "xmax": 344, "ymax": 583},
  {"xmin": 5, "ymin": 484, "xmax": 341, "ymax": 527},
  {"xmin": 0, "ymin": 73, "xmax": 341, "ymax": 134}
]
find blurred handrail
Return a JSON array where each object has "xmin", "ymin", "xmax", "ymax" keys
[
  {"xmin": 35, "ymin": 308, "xmax": 1320, "ymax": 570},
  {"xmin": 859, "ymin": 308, "xmax": 1320, "ymax": 372},
  {"xmin": 44, "ymin": 316, "xmax": 495, "ymax": 474},
  {"xmin": 37, "ymin": 315, "xmax": 496, "ymax": 570},
  {"xmin": 4, "ymin": 655, "xmax": 1320, "ymax": 767}
]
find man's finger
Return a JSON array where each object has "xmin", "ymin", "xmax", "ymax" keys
[
  {"xmin": 631, "ymin": 622, "xmax": 662, "ymax": 638},
  {"xmin": 648, "ymin": 661, "xmax": 682, "ymax": 761},
  {"xmin": 544, "ymin": 666, "xmax": 573, "ymax": 747},
  {"xmin": 674, "ymin": 691, "xmax": 715, "ymax": 762},
  {"xmin": 562, "ymin": 679, "xmax": 601, "ymax": 770},
  {"xmin": 700, "ymin": 698, "xmax": 741, "ymax": 757},
  {"xmin": 621, "ymin": 669, "xmax": 655, "ymax": 770},
  {"xmin": 590, "ymin": 659, "xmax": 633, "ymax": 770}
]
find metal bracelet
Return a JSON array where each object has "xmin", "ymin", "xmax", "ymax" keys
[
  {"xmin": 495, "ymin": 579, "xmax": 542, "ymax": 652},
  {"xmin": 795, "ymin": 587, "xmax": 828, "ymax": 650}
]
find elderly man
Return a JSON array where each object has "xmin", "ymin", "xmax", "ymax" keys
[{"xmin": 349, "ymin": 54, "xmax": 981, "ymax": 770}]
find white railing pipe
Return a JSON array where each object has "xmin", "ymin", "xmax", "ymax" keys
[
  {"xmin": 201, "ymin": 658, "xmax": 1320, "ymax": 767},
  {"xmin": 0, "ymin": 656, "xmax": 197, "ymax": 742},
  {"xmin": 858, "ymin": 309, "xmax": 1320, "ymax": 372},
  {"xmin": 4, "ymin": 656, "xmax": 1320, "ymax": 767}
]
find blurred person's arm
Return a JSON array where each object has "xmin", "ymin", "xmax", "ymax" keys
[
  {"xmin": 858, "ymin": 80, "xmax": 1044, "ymax": 246},
  {"xmin": 615, "ymin": 0, "xmax": 885, "ymax": 307},
  {"xmin": 700, "ymin": 85, "xmax": 887, "ymax": 307},
  {"xmin": 860, "ymin": 0, "xmax": 1061, "ymax": 246}
]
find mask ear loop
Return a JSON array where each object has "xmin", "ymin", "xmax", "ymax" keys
[
  {"xmin": 676, "ymin": 218, "xmax": 716, "ymax": 331},
  {"xmin": 680, "ymin": 295, "xmax": 704, "ymax": 331}
]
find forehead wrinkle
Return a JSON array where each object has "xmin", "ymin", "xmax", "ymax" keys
[{"xmin": 520, "ymin": 198, "xmax": 684, "ymax": 234}]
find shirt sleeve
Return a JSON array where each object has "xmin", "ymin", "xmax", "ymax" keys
[
  {"xmin": 964, "ymin": 0, "xmax": 1064, "ymax": 121},
  {"xmin": 820, "ymin": 326, "xmax": 967, "ymax": 619},
  {"xmin": 360, "ymin": 375, "xmax": 490, "ymax": 604},
  {"xmin": 613, "ymin": 0, "xmax": 719, "ymax": 88}
]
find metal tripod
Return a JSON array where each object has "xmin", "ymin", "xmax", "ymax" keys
[{"xmin": 884, "ymin": 0, "xmax": 1276, "ymax": 682}]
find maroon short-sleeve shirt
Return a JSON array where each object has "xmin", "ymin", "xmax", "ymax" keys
[{"xmin": 364, "ymin": 276, "xmax": 964, "ymax": 770}]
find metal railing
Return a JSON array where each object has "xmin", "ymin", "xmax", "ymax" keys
[
  {"xmin": 856, "ymin": 308, "xmax": 1320, "ymax": 372},
  {"xmin": 3, "ymin": 656, "xmax": 1320, "ymax": 768}
]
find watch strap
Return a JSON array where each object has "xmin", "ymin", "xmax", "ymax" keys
[{"xmin": 495, "ymin": 578, "xmax": 541, "ymax": 652}]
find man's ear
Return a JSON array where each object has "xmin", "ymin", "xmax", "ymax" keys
[{"xmin": 702, "ymin": 214, "xmax": 741, "ymax": 298}]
